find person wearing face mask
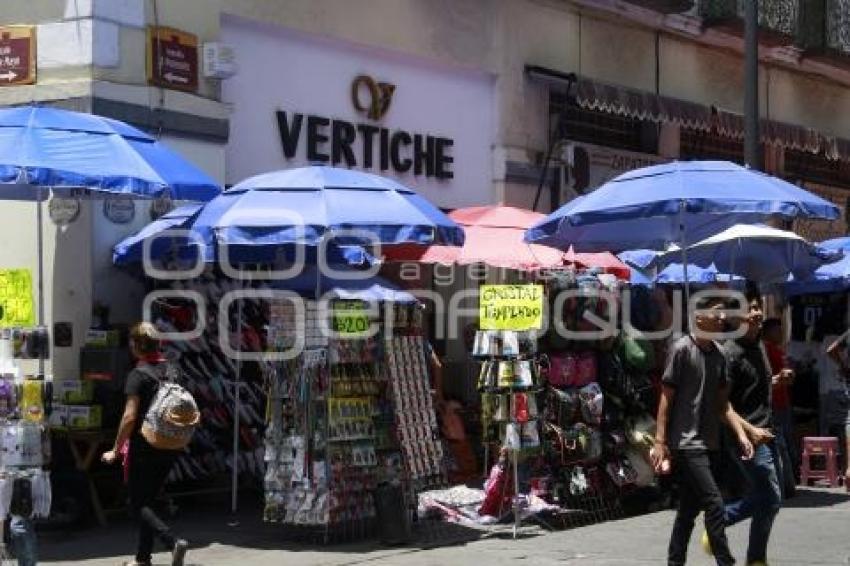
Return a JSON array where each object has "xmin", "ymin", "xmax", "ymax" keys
[{"xmin": 704, "ymin": 289, "xmax": 782, "ymax": 566}]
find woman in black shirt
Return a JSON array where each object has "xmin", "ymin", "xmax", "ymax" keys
[{"xmin": 101, "ymin": 322, "xmax": 189, "ymax": 566}]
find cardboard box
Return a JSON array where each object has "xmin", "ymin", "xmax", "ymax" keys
[
  {"xmin": 54, "ymin": 380, "xmax": 95, "ymax": 405},
  {"xmin": 68, "ymin": 405, "xmax": 102, "ymax": 430},
  {"xmin": 49, "ymin": 405, "xmax": 71, "ymax": 429}
]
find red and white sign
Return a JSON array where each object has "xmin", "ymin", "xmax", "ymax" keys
[{"xmin": 0, "ymin": 26, "xmax": 36, "ymax": 86}]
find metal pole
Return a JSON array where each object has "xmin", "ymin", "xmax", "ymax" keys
[
  {"xmin": 231, "ymin": 293, "xmax": 242, "ymax": 518},
  {"xmin": 679, "ymin": 203, "xmax": 691, "ymax": 333},
  {"xmin": 36, "ymin": 187, "xmax": 45, "ymax": 376},
  {"xmin": 744, "ymin": 0, "xmax": 760, "ymax": 169}
]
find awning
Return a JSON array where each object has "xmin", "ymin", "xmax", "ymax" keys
[{"xmin": 528, "ymin": 65, "xmax": 850, "ymax": 161}]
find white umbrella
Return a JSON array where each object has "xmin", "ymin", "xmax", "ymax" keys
[{"xmin": 653, "ymin": 224, "xmax": 842, "ymax": 283}]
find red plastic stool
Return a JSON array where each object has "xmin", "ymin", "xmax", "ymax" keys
[{"xmin": 800, "ymin": 437, "xmax": 840, "ymax": 488}]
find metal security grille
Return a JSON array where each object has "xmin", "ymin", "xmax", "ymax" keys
[
  {"xmin": 679, "ymin": 127, "xmax": 745, "ymax": 164},
  {"xmin": 549, "ymin": 92, "xmax": 648, "ymax": 153},
  {"xmin": 785, "ymin": 149, "xmax": 850, "ymax": 189}
]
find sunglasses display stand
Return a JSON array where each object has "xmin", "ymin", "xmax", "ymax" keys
[{"xmin": 474, "ymin": 330, "xmax": 541, "ymax": 539}]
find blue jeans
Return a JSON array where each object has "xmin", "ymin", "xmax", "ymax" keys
[
  {"xmin": 724, "ymin": 442, "xmax": 782, "ymax": 563},
  {"xmin": 10, "ymin": 515, "xmax": 37, "ymax": 566}
]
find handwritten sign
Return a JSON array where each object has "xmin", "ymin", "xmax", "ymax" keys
[
  {"xmin": 0, "ymin": 269, "xmax": 34, "ymax": 327},
  {"xmin": 479, "ymin": 284, "xmax": 544, "ymax": 331},
  {"xmin": 146, "ymin": 26, "xmax": 198, "ymax": 92},
  {"xmin": 333, "ymin": 301, "xmax": 371, "ymax": 338},
  {"xmin": 0, "ymin": 26, "xmax": 36, "ymax": 86}
]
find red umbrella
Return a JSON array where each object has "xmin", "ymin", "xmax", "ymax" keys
[
  {"xmin": 563, "ymin": 247, "xmax": 631, "ymax": 280},
  {"xmin": 385, "ymin": 205, "xmax": 629, "ymax": 277}
]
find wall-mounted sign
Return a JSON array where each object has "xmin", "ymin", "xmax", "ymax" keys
[
  {"xmin": 0, "ymin": 26, "xmax": 36, "ymax": 86},
  {"xmin": 351, "ymin": 75, "xmax": 395, "ymax": 121},
  {"xmin": 560, "ymin": 141, "xmax": 667, "ymax": 203},
  {"xmin": 146, "ymin": 26, "xmax": 198, "ymax": 92},
  {"xmin": 103, "ymin": 195, "xmax": 136, "ymax": 224},
  {"xmin": 150, "ymin": 194, "xmax": 174, "ymax": 220},
  {"xmin": 276, "ymin": 109, "xmax": 454, "ymax": 179},
  {"xmin": 48, "ymin": 197, "xmax": 80, "ymax": 226},
  {"xmin": 479, "ymin": 284, "xmax": 544, "ymax": 331},
  {"xmin": 0, "ymin": 269, "xmax": 35, "ymax": 328}
]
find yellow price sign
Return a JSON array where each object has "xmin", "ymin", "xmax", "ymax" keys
[
  {"xmin": 479, "ymin": 284, "xmax": 544, "ymax": 331},
  {"xmin": 333, "ymin": 301, "xmax": 371, "ymax": 338},
  {"xmin": 0, "ymin": 269, "xmax": 34, "ymax": 328}
]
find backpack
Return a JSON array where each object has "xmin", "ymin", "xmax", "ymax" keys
[{"xmin": 140, "ymin": 364, "xmax": 201, "ymax": 451}]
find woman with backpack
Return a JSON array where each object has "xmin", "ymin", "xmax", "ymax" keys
[{"xmin": 101, "ymin": 322, "xmax": 198, "ymax": 566}]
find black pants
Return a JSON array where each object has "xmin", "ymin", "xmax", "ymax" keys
[
  {"xmin": 128, "ymin": 437, "xmax": 178, "ymax": 563},
  {"xmin": 668, "ymin": 450, "xmax": 735, "ymax": 566}
]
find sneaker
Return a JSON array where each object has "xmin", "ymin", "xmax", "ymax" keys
[
  {"xmin": 172, "ymin": 539, "xmax": 189, "ymax": 566},
  {"xmin": 701, "ymin": 530, "xmax": 713, "ymax": 555}
]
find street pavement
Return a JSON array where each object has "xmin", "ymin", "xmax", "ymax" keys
[{"xmin": 39, "ymin": 487, "xmax": 850, "ymax": 565}]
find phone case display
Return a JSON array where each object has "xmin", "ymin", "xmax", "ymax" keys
[
  {"xmin": 264, "ymin": 349, "xmax": 329, "ymax": 525},
  {"xmin": 385, "ymin": 336, "xmax": 445, "ymax": 490}
]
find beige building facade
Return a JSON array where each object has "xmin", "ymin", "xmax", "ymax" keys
[{"xmin": 1, "ymin": 0, "xmax": 850, "ymax": 377}]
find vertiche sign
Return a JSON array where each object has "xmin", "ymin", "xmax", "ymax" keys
[
  {"xmin": 146, "ymin": 26, "xmax": 198, "ymax": 92},
  {"xmin": 479, "ymin": 284, "xmax": 544, "ymax": 331},
  {"xmin": 0, "ymin": 26, "xmax": 36, "ymax": 86}
]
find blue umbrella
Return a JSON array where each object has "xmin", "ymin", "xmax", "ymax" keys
[
  {"xmin": 0, "ymin": 105, "xmax": 220, "ymax": 200},
  {"xmin": 619, "ymin": 250, "xmax": 739, "ymax": 286},
  {"xmin": 652, "ymin": 224, "xmax": 842, "ymax": 283},
  {"xmin": 525, "ymin": 161, "xmax": 840, "ymax": 252},
  {"xmin": 0, "ymin": 106, "xmax": 221, "ymax": 374},
  {"xmin": 219, "ymin": 166, "xmax": 464, "ymax": 247},
  {"xmin": 268, "ymin": 266, "xmax": 416, "ymax": 302},
  {"xmin": 112, "ymin": 203, "xmax": 202, "ymax": 265},
  {"xmin": 786, "ymin": 237, "xmax": 850, "ymax": 296}
]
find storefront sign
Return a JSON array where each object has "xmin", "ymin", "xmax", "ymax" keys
[
  {"xmin": 103, "ymin": 195, "xmax": 136, "ymax": 224},
  {"xmin": 0, "ymin": 26, "xmax": 35, "ymax": 86},
  {"xmin": 479, "ymin": 284, "xmax": 544, "ymax": 331},
  {"xmin": 146, "ymin": 26, "xmax": 198, "ymax": 92},
  {"xmin": 275, "ymin": 110, "xmax": 454, "ymax": 180},
  {"xmin": 48, "ymin": 197, "xmax": 80, "ymax": 226},
  {"xmin": 351, "ymin": 75, "xmax": 395, "ymax": 120},
  {"xmin": 332, "ymin": 301, "xmax": 371, "ymax": 337},
  {"xmin": 0, "ymin": 269, "xmax": 35, "ymax": 328}
]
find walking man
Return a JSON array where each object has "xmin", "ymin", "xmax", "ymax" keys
[
  {"xmin": 653, "ymin": 295, "xmax": 753, "ymax": 566},
  {"xmin": 717, "ymin": 291, "xmax": 783, "ymax": 566}
]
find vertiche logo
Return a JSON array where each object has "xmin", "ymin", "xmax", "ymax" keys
[{"xmin": 351, "ymin": 75, "xmax": 396, "ymax": 120}]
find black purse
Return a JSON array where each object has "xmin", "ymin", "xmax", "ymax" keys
[{"xmin": 10, "ymin": 477, "xmax": 32, "ymax": 518}]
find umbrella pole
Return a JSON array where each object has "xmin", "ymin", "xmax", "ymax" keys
[
  {"xmin": 36, "ymin": 187, "xmax": 45, "ymax": 377},
  {"xmin": 231, "ymin": 282, "xmax": 242, "ymax": 519},
  {"xmin": 679, "ymin": 205, "xmax": 691, "ymax": 333}
]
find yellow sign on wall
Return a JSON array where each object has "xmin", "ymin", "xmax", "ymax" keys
[
  {"xmin": 0, "ymin": 269, "xmax": 34, "ymax": 327},
  {"xmin": 479, "ymin": 284, "xmax": 544, "ymax": 331}
]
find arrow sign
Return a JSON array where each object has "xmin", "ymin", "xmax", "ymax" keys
[
  {"xmin": 163, "ymin": 72, "xmax": 188, "ymax": 84},
  {"xmin": 0, "ymin": 71, "xmax": 17, "ymax": 82}
]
